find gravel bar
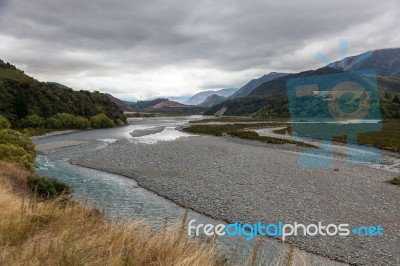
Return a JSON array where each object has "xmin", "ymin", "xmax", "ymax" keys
[{"xmin": 71, "ymin": 134, "xmax": 399, "ymax": 265}]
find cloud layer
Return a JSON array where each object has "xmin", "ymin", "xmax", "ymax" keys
[{"xmin": 0, "ymin": 0, "xmax": 399, "ymax": 100}]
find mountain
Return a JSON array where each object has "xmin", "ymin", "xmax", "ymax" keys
[
  {"xmin": 205, "ymin": 65, "xmax": 400, "ymax": 118},
  {"xmin": 105, "ymin": 93, "xmax": 132, "ymax": 111},
  {"xmin": 168, "ymin": 96, "xmax": 191, "ymax": 104},
  {"xmin": 146, "ymin": 100, "xmax": 204, "ymax": 114},
  {"xmin": 184, "ymin": 88, "xmax": 238, "ymax": 105},
  {"xmin": 198, "ymin": 94, "xmax": 226, "ymax": 108},
  {"xmin": 205, "ymin": 67, "xmax": 345, "ymax": 116},
  {"xmin": 229, "ymin": 72, "xmax": 289, "ymax": 99},
  {"xmin": 0, "ymin": 59, "xmax": 126, "ymax": 126},
  {"xmin": 330, "ymin": 48, "xmax": 400, "ymax": 77}
]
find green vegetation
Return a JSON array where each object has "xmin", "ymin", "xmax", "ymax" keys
[
  {"xmin": 0, "ymin": 59, "xmax": 126, "ymax": 130},
  {"xmin": 182, "ymin": 123, "xmax": 314, "ymax": 147},
  {"xmin": 11, "ymin": 112, "xmax": 119, "ymax": 136},
  {"xmin": 190, "ymin": 116, "xmax": 288, "ymax": 124},
  {"xmin": 0, "ymin": 114, "xmax": 11, "ymax": 129},
  {"xmin": 0, "ymin": 129, "xmax": 35, "ymax": 170},
  {"xmin": 0, "ymin": 128, "xmax": 70, "ymax": 199},
  {"xmin": 125, "ymin": 111, "xmax": 157, "ymax": 118},
  {"xmin": 90, "ymin": 113, "xmax": 115, "ymax": 128},
  {"xmin": 274, "ymin": 120, "xmax": 400, "ymax": 152},
  {"xmin": 28, "ymin": 176, "xmax": 71, "ymax": 199},
  {"xmin": 387, "ymin": 177, "xmax": 400, "ymax": 186}
]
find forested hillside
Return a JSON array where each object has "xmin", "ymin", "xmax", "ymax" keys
[{"xmin": 0, "ymin": 60, "xmax": 126, "ymax": 128}]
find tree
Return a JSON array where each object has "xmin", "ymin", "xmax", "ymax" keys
[
  {"xmin": 0, "ymin": 115, "xmax": 11, "ymax": 129},
  {"xmin": 15, "ymin": 88, "xmax": 28, "ymax": 119},
  {"xmin": 90, "ymin": 113, "xmax": 115, "ymax": 128},
  {"xmin": 20, "ymin": 114, "xmax": 44, "ymax": 128}
]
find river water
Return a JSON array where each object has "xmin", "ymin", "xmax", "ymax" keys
[{"xmin": 34, "ymin": 116, "xmax": 345, "ymax": 266}]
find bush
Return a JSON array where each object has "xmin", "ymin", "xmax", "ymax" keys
[
  {"xmin": 20, "ymin": 114, "xmax": 44, "ymax": 128},
  {"xmin": 48, "ymin": 113, "xmax": 90, "ymax": 129},
  {"xmin": 115, "ymin": 118, "xmax": 125, "ymax": 127},
  {"xmin": 0, "ymin": 129, "xmax": 35, "ymax": 157},
  {"xmin": 72, "ymin": 116, "xmax": 90, "ymax": 129},
  {"xmin": 0, "ymin": 144, "xmax": 35, "ymax": 171},
  {"xmin": 90, "ymin": 113, "xmax": 115, "ymax": 128},
  {"xmin": 0, "ymin": 115, "xmax": 11, "ymax": 129},
  {"xmin": 28, "ymin": 176, "xmax": 71, "ymax": 199},
  {"xmin": 45, "ymin": 117, "xmax": 63, "ymax": 129},
  {"xmin": 52, "ymin": 113, "xmax": 77, "ymax": 128}
]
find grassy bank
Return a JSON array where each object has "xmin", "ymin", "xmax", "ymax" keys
[
  {"xmin": 0, "ymin": 127, "xmax": 280, "ymax": 265},
  {"xmin": 273, "ymin": 120, "xmax": 400, "ymax": 152},
  {"xmin": 182, "ymin": 123, "xmax": 314, "ymax": 148},
  {"xmin": 189, "ymin": 116, "xmax": 289, "ymax": 124},
  {"xmin": 0, "ymin": 127, "xmax": 218, "ymax": 265},
  {"xmin": 0, "ymin": 162, "xmax": 216, "ymax": 266}
]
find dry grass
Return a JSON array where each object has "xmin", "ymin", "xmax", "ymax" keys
[
  {"xmin": 0, "ymin": 162, "xmax": 216, "ymax": 266},
  {"xmin": 0, "ymin": 160, "xmax": 32, "ymax": 193}
]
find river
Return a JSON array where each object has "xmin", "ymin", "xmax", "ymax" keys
[{"xmin": 34, "ymin": 116, "xmax": 345, "ymax": 266}]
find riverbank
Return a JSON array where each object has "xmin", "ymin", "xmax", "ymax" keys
[
  {"xmin": 71, "ymin": 132, "xmax": 400, "ymax": 265},
  {"xmin": 0, "ymin": 162, "xmax": 215, "ymax": 266}
]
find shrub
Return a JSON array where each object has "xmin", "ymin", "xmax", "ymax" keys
[
  {"xmin": 115, "ymin": 118, "xmax": 125, "ymax": 127},
  {"xmin": 72, "ymin": 116, "xmax": 90, "ymax": 129},
  {"xmin": 0, "ymin": 130, "xmax": 35, "ymax": 157},
  {"xmin": 0, "ymin": 144, "xmax": 35, "ymax": 171},
  {"xmin": 28, "ymin": 176, "xmax": 71, "ymax": 199},
  {"xmin": 0, "ymin": 115, "xmax": 11, "ymax": 129},
  {"xmin": 20, "ymin": 114, "xmax": 44, "ymax": 128},
  {"xmin": 52, "ymin": 113, "xmax": 77, "ymax": 128},
  {"xmin": 45, "ymin": 117, "xmax": 63, "ymax": 129},
  {"xmin": 90, "ymin": 113, "xmax": 115, "ymax": 128}
]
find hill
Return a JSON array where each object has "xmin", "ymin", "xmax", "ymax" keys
[
  {"xmin": 127, "ymin": 98, "xmax": 169, "ymax": 110},
  {"xmin": 330, "ymin": 48, "xmax": 400, "ymax": 77},
  {"xmin": 198, "ymin": 94, "xmax": 226, "ymax": 108},
  {"xmin": 229, "ymin": 72, "xmax": 288, "ymax": 98},
  {"xmin": 0, "ymin": 59, "xmax": 126, "ymax": 127},
  {"xmin": 146, "ymin": 100, "xmax": 204, "ymax": 114},
  {"xmin": 105, "ymin": 93, "xmax": 132, "ymax": 111},
  {"xmin": 184, "ymin": 88, "xmax": 238, "ymax": 105}
]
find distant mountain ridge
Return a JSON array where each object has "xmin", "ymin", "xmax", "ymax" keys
[
  {"xmin": 184, "ymin": 88, "xmax": 238, "ymax": 105},
  {"xmin": 330, "ymin": 48, "xmax": 400, "ymax": 77},
  {"xmin": 229, "ymin": 72, "xmax": 289, "ymax": 98}
]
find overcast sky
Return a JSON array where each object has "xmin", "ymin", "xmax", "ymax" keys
[{"xmin": 0, "ymin": 0, "xmax": 399, "ymax": 100}]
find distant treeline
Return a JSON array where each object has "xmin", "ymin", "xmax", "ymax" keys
[{"xmin": 127, "ymin": 98, "xmax": 168, "ymax": 110}]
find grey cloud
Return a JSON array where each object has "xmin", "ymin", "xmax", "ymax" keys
[{"xmin": 0, "ymin": 0, "xmax": 399, "ymax": 99}]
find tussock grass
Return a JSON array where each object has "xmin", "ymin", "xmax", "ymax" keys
[
  {"xmin": 182, "ymin": 124, "xmax": 314, "ymax": 148},
  {"xmin": 387, "ymin": 177, "xmax": 400, "ymax": 186},
  {"xmin": 0, "ymin": 162, "xmax": 216, "ymax": 266}
]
